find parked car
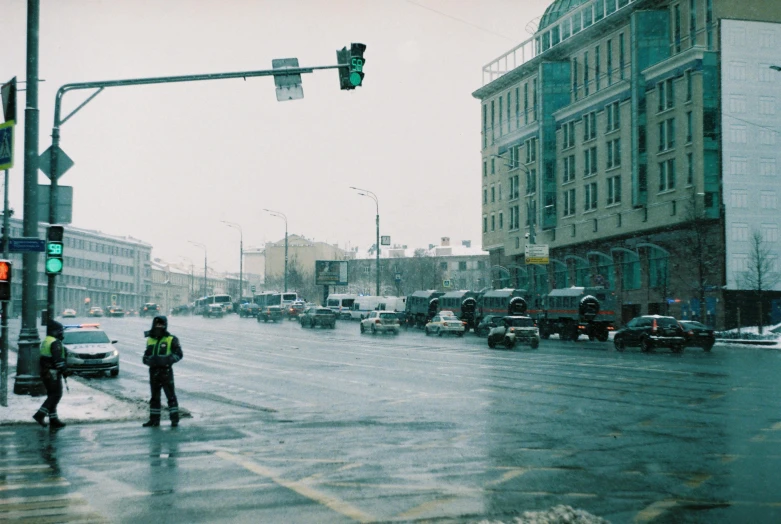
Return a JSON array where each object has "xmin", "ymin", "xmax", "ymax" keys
[
  {"xmin": 475, "ymin": 315, "xmax": 502, "ymax": 337},
  {"xmin": 204, "ymin": 303, "xmax": 224, "ymax": 318},
  {"xmin": 679, "ymin": 320, "xmax": 715, "ymax": 351},
  {"xmin": 62, "ymin": 324, "xmax": 119, "ymax": 377},
  {"xmin": 300, "ymin": 307, "xmax": 336, "ymax": 329},
  {"xmin": 258, "ymin": 305, "xmax": 284, "ymax": 323},
  {"xmin": 360, "ymin": 311, "xmax": 400, "ymax": 335},
  {"xmin": 140, "ymin": 303, "xmax": 161, "ymax": 318},
  {"xmin": 239, "ymin": 303, "xmax": 260, "ymax": 318},
  {"xmin": 487, "ymin": 316, "xmax": 540, "ymax": 349},
  {"xmin": 425, "ymin": 313, "xmax": 466, "ymax": 337},
  {"xmin": 87, "ymin": 306, "xmax": 104, "ymax": 318},
  {"xmin": 62, "ymin": 308, "xmax": 77, "ymax": 318},
  {"xmin": 106, "ymin": 306, "xmax": 124, "ymax": 318},
  {"xmin": 613, "ymin": 315, "xmax": 686, "ymax": 353},
  {"xmin": 170, "ymin": 305, "xmax": 190, "ymax": 316}
]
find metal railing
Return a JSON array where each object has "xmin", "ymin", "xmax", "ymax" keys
[{"xmin": 482, "ymin": 0, "xmax": 638, "ymax": 86}]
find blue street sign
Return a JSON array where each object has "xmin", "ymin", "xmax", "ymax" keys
[{"xmin": 9, "ymin": 237, "xmax": 45, "ymax": 253}]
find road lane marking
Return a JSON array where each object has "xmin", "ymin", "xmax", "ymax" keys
[
  {"xmin": 215, "ymin": 451, "xmax": 375, "ymax": 523},
  {"xmin": 0, "ymin": 465, "xmax": 51, "ymax": 473},
  {"xmin": 634, "ymin": 499, "xmax": 677, "ymax": 522},
  {"xmin": 394, "ymin": 496, "xmax": 461, "ymax": 519},
  {"xmin": 0, "ymin": 479, "xmax": 70, "ymax": 492}
]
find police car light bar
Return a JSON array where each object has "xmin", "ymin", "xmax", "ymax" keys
[{"xmin": 63, "ymin": 323, "xmax": 101, "ymax": 329}]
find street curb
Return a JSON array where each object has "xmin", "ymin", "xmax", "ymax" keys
[{"xmin": 716, "ymin": 339, "xmax": 778, "ymax": 346}]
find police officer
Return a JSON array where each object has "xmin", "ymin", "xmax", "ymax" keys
[
  {"xmin": 142, "ymin": 315, "xmax": 183, "ymax": 427},
  {"xmin": 33, "ymin": 320, "xmax": 68, "ymax": 430}
]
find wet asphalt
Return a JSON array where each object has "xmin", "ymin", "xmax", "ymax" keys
[{"xmin": 1, "ymin": 314, "xmax": 780, "ymax": 523}]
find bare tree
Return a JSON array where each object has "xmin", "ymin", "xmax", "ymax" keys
[
  {"xmin": 672, "ymin": 194, "xmax": 723, "ymax": 322},
  {"xmin": 739, "ymin": 230, "xmax": 781, "ymax": 334}
]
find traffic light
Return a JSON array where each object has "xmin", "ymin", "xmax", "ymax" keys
[
  {"xmin": 349, "ymin": 43, "xmax": 366, "ymax": 88},
  {"xmin": 0, "ymin": 260, "xmax": 11, "ymax": 301},
  {"xmin": 337, "ymin": 43, "xmax": 367, "ymax": 90},
  {"xmin": 46, "ymin": 225, "xmax": 64, "ymax": 275}
]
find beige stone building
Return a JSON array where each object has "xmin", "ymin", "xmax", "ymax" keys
[
  {"xmin": 473, "ymin": 0, "xmax": 781, "ymax": 329},
  {"xmin": 263, "ymin": 234, "xmax": 349, "ymax": 284}
]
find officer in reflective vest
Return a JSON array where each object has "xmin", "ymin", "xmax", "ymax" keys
[
  {"xmin": 33, "ymin": 320, "xmax": 69, "ymax": 429},
  {"xmin": 142, "ymin": 315, "xmax": 183, "ymax": 427}
]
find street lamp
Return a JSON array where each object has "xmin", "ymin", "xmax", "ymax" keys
[
  {"xmin": 188, "ymin": 241, "xmax": 207, "ymax": 298},
  {"xmin": 222, "ymin": 221, "xmax": 244, "ymax": 301},
  {"xmin": 263, "ymin": 209, "xmax": 288, "ymax": 292},
  {"xmin": 350, "ymin": 186, "xmax": 380, "ymax": 296}
]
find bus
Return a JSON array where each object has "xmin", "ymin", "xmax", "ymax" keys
[
  {"xmin": 254, "ymin": 292, "xmax": 281, "ymax": 308},
  {"xmin": 194, "ymin": 294, "xmax": 233, "ymax": 315}
]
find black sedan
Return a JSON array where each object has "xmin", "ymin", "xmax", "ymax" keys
[
  {"xmin": 475, "ymin": 315, "xmax": 502, "ymax": 337},
  {"xmin": 679, "ymin": 320, "xmax": 715, "ymax": 351}
]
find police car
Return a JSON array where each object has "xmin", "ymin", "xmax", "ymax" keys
[{"xmin": 62, "ymin": 324, "xmax": 120, "ymax": 377}]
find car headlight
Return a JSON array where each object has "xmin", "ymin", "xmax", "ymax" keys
[{"xmin": 109, "ymin": 349, "xmax": 119, "ymax": 357}]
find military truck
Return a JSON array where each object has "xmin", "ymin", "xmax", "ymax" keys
[
  {"xmin": 538, "ymin": 286, "xmax": 617, "ymax": 341},
  {"xmin": 405, "ymin": 290, "xmax": 444, "ymax": 328},
  {"xmin": 438, "ymin": 290, "xmax": 479, "ymax": 331},
  {"xmin": 477, "ymin": 288, "xmax": 529, "ymax": 325}
]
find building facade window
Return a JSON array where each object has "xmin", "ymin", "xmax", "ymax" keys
[
  {"xmin": 606, "ymin": 138, "xmax": 621, "ymax": 169},
  {"xmin": 525, "ymin": 137, "xmax": 537, "ymax": 163},
  {"xmin": 584, "ymin": 146, "xmax": 598, "ymax": 176},
  {"xmin": 607, "ymin": 39, "xmax": 613, "ymax": 85},
  {"xmin": 606, "ymin": 101, "xmax": 620, "ymax": 132},
  {"xmin": 659, "ymin": 159, "xmax": 676, "ymax": 191},
  {"xmin": 658, "ymin": 78, "xmax": 675, "ymax": 112},
  {"xmin": 731, "ymin": 189, "xmax": 748, "ymax": 208},
  {"xmin": 584, "ymin": 182, "xmax": 598, "ymax": 211},
  {"xmin": 499, "ymin": 212, "xmax": 504, "ymax": 230},
  {"xmin": 607, "ymin": 175, "xmax": 621, "ymax": 205},
  {"xmin": 510, "ymin": 175, "xmax": 520, "ymax": 200},
  {"xmin": 761, "ymin": 191, "xmax": 778, "ymax": 209},
  {"xmin": 563, "ymin": 188, "xmax": 576, "ymax": 217},
  {"xmin": 687, "ymin": 152, "xmax": 694, "ymax": 185},
  {"xmin": 583, "ymin": 111, "xmax": 597, "ymax": 141},
  {"xmin": 686, "ymin": 111, "xmax": 693, "ymax": 143},
  {"xmin": 584, "ymin": 51, "xmax": 590, "ymax": 96},
  {"xmin": 526, "ymin": 168, "xmax": 537, "ymax": 195},
  {"xmin": 659, "ymin": 118, "xmax": 676, "ymax": 151},
  {"xmin": 563, "ymin": 155, "xmax": 576, "ymax": 183},
  {"xmin": 685, "ymin": 69, "xmax": 693, "ymax": 101}
]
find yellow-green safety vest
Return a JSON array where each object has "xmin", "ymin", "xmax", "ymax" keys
[
  {"xmin": 40, "ymin": 336, "xmax": 65, "ymax": 358},
  {"xmin": 147, "ymin": 336, "xmax": 174, "ymax": 356}
]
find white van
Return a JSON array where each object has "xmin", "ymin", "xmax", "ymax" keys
[
  {"xmin": 325, "ymin": 294, "xmax": 357, "ymax": 319},
  {"xmin": 378, "ymin": 296, "xmax": 407, "ymax": 314},
  {"xmin": 350, "ymin": 296, "xmax": 384, "ymax": 320}
]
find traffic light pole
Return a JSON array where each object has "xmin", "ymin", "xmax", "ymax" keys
[
  {"xmin": 1, "ymin": 168, "xmax": 9, "ymax": 406},
  {"xmin": 40, "ymin": 58, "xmax": 358, "ymax": 334}
]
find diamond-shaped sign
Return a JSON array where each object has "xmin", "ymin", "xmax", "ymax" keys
[{"xmin": 39, "ymin": 145, "xmax": 74, "ymax": 180}]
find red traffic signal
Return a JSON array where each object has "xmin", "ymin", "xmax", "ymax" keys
[{"xmin": 0, "ymin": 259, "xmax": 11, "ymax": 301}]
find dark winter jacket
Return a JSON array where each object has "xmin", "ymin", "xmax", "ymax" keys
[{"xmin": 142, "ymin": 316, "xmax": 183, "ymax": 368}]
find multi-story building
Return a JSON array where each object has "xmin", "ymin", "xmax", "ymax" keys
[
  {"xmin": 473, "ymin": 0, "xmax": 781, "ymax": 329},
  {"xmin": 263, "ymin": 234, "xmax": 349, "ymax": 285},
  {"xmin": 150, "ymin": 260, "xmax": 191, "ymax": 314},
  {"xmin": 4, "ymin": 217, "xmax": 152, "ymax": 316}
]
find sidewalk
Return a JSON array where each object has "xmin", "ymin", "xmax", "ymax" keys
[{"xmin": 0, "ymin": 350, "xmax": 147, "ymax": 426}]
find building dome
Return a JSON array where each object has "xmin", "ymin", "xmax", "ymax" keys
[{"xmin": 538, "ymin": 0, "xmax": 590, "ymax": 31}]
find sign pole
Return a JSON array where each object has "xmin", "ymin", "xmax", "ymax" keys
[{"xmin": 1, "ymin": 168, "xmax": 9, "ymax": 406}]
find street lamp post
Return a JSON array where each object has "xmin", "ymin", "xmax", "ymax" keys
[
  {"xmin": 351, "ymin": 186, "xmax": 380, "ymax": 296},
  {"xmin": 263, "ymin": 209, "xmax": 288, "ymax": 292},
  {"xmin": 188, "ymin": 241, "xmax": 207, "ymax": 298},
  {"xmin": 222, "ymin": 221, "xmax": 243, "ymax": 301}
]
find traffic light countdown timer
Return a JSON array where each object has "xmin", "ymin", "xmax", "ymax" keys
[
  {"xmin": 337, "ymin": 43, "xmax": 366, "ymax": 90},
  {"xmin": 46, "ymin": 225, "xmax": 64, "ymax": 275},
  {"xmin": 0, "ymin": 260, "xmax": 11, "ymax": 301}
]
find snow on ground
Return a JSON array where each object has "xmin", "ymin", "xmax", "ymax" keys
[{"xmin": 0, "ymin": 350, "xmax": 146, "ymax": 425}]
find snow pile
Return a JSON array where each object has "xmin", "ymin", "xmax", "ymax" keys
[{"xmin": 477, "ymin": 505, "xmax": 610, "ymax": 524}]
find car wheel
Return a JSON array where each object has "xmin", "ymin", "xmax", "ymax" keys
[
  {"xmin": 437, "ymin": 329, "xmax": 443, "ymax": 337},
  {"xmin": 504, "ymin": 337, "xmax": 515, "ymax": 349},
  {"xmin": 703, "ymin": 342, "xmax": 713, "ymax": 352},
  {"xmin": 360, "ymin": 324, "xmax": 365, "ymax": 334},
  {"xmin": 425, "ymin": 328, "xmax": 431, "ymax": 336},
  {"xmin": 457, "ymin": 332, "xmax": 464, "ymax": 337},
  {"xmin": 596, "ymin": 331, "xmax": 609, "ymax": 342},
  {"xmin": 614, "ymin": 337, "xmax": 625, "ymax": 352},
  {"xmin": 641, "ymin": 338, "xmax": 652, "ymax": 353},
  {"xmin": 487, "ymin": 338, "xmax": 496, "ymax": 349},
  {"xmin": 530, "ymin": 337, "xmax": 540, "ymax": 349},
  {"xmin": 371, "ymin": 325, "xmax": 377, "ymax": 335},
  {"xmin": 110, "ymin": 367, "xmax": 119, "ymax": 377},
  {"xmin": 540, "ymin": 329, "xmax": 550, "ymax": 340}
]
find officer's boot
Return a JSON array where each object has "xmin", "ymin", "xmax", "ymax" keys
[
  {"xmin": 49, "ymin": 416, "xmax": 66, "ymax": 430},
  {"xmin": 33, "ymin": 410, "xmax": 48, "ymax": 427},
  {"xmin": 142, "ymin": 418, "xmax": 160, "ymax": 427},
  {"xmin": 170, "ymin": 407, "xmax": 179, "ymax": 427}
]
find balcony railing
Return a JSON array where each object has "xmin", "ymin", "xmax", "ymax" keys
[{"xmin": 482, "ymin": 0, "xmax": 638, "ymax": 86}]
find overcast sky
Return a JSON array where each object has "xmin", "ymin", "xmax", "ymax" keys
[{"xmin": 3, "ymin": 0, "xmax": 553, "ymax": 273}]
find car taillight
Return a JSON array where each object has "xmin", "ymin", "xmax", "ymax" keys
[
  {"xmin": 652, "ymin": 319, "xmax": 658, "ymax": 333},
  {"xmin": 375, "ymin": 319, "xmax": 381, "ymax": 324},
  {"xmin": 443, "ymin": 322, "xmax": 448, "ymax": 327}
]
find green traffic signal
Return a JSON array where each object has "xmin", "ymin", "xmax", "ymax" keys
[
  {"xmin": 45, "ymin": 258, "xmax": 63, "ymax": 274},
  {"xmin": 349, "ymin": 71, "xmax": 363, "ymax": 87}
]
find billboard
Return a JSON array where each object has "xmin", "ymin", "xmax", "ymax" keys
[{"xmin": 315, "ymin": 260, "xmax": 349, "ymax": 286}]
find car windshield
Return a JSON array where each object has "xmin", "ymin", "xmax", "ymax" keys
[
  {"xmin": 316, "ymin": 309, "xmax": 333, "ymax": 314},
  {"xmin": 442, "ymin": 316, "xmax": 459, "ymax": 322},
  {"xmin": 379, "ymin": 313, "xmax": 397, "ymax": 320},
  {"xmin": 63, "ymin": 331, "xmax": 111, "ymax": 344},
  {"xmin": 507, "ymin": 317, "xmax": 534, "ymax": 327},
  {"xmin": 655, "ymin": 317, "xmax": 680, "ymax": 328},
  {"xmin": 682, "ymin": 321, "xmax": 707, "ymax": 329}
]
